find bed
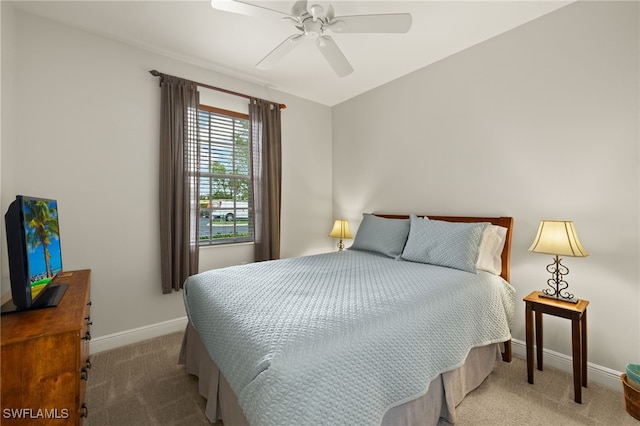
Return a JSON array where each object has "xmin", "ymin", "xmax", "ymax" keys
[{"xmin": 179, "ymin": 213, "xmax": 515, "ymax": 425}]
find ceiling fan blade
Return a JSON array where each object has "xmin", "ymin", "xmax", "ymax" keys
[
  {"xmin": 327, "ymin": 13, "xmax": 412, "ymax": 34},
  {"xmin": 316, "ymin": 35, "xmax": 353, "ymax": 77},
  {"xmin": 291, "ymin": 0, "xmax": 308, "ymax": 18},
  {"xmin": 210, "ymin": 0, "xmax": 296, "ymax": 18},
  {"xmin": 326, "ymin": 4, "xmax": 335, "ymax": 22},
  {"xmin": 256, "ymin": 34, "xmax": 304, "ymax": 70}
]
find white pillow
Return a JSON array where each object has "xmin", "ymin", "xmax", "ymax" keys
[{"xmin": 476, "ymin": 224, "xmax": 507, "ymax": 275}]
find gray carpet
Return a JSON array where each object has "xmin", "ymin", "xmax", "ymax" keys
[{"xmin": 85, "ymin": 332, "xmax": 636, "ymax": 426}]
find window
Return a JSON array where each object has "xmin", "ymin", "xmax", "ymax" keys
[{"xmin": 197, "ymin": 104, "xmax": 253, "ymax": 245}]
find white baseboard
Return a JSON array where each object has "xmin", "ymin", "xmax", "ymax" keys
[
  {"xmin": 89, "ymin": 321, "xmax": 623, "ymax": 392},
  {"xmin": 90, "ymin": 316, "xmax": 188, "ymax": 354},
  {"xmin": 511, "ymin": 338, "xmax": 623, "ymax": 392}
]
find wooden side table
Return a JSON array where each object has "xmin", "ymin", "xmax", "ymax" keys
[{"xmin": 524, "ymin": 290, "xmax": 589, "ymax": 403}]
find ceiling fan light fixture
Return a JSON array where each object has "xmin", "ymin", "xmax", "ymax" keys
[{"xmin": 303, "ymin": 19, "xmax": 323, "ymax": 38}]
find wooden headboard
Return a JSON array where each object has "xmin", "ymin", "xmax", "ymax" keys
[{"xmin": 374, "ymin": 214, "xmax": 514, "ymax": 283}]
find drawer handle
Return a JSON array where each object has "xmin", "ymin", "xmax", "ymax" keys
[
  {"xmin": 85, "ymin": 357, "xmax": 92, "ymax": 369},
  {"xmin": 82, "ymin": 331, "xmax": 91, "ymax": 341},
  {"xmin": 80, "ymin": 403, "xmax": 88, "ymax": 418},
  {"xmin": 87, "ymin": 301, "xmax": 92, "ymax": 306},
  {"xmin": 80, "ymin": 367, "xmax": 89, "ymax": 381}
]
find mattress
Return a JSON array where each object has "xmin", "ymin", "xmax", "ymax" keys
[{"xmin": 183, "ymin": 250, "xmax": 515, "ymax": 425}]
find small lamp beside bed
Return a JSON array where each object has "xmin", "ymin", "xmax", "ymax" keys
[
  {"xmin": 329, "ymin": 219, "xmax": 352, "ymax": 251},
  {"xmin": 529, "ymin": 220, "xmax": 589, "ymax": 303}
]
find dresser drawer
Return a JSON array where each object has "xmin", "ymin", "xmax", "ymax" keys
[
  {"xmin": 1, "ymin": 269, "xmax": 91, "ymax": 426},
  {"xmin": 78, "ymin": 298, "xmax": 92, "ymax": 421}
]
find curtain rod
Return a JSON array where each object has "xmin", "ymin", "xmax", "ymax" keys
[{"xmin": 149, "ymin": 70, "xmax": 286, "ymax": 110}]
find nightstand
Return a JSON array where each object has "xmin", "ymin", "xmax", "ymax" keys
[{"xmin": 523, "ymin": 290, "xmax": 589, "ymax": 403}]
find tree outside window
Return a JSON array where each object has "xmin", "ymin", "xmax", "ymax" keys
[{"xmin": 197, "ymin": 105, "xmax": 252, "ymax": 245}]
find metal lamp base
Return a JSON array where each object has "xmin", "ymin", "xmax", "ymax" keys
[
  {"xmin": 539, "ymin": 254, "xmax": 578, "ymax": 303},
  {"xmin": 538, "ymin": 292, "xmax": 578, "ymax": 304}
]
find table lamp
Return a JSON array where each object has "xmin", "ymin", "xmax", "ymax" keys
[
  {"xmin": 329, "ymin": 219, "xmax": 352, "ymax": 251},
  {"xmin": 529, "ymin": 220, "xmax": 588, "ymax": 303}
]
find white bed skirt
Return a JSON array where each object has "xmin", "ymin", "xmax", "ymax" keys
[{"xmin": 179, "ymin": 323, "xmax": 499, "ymax": 425}]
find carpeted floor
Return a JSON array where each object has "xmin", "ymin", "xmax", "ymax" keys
[{"xmin": 84, "ymin": 332, "xmax": 636, "ymax": 426}]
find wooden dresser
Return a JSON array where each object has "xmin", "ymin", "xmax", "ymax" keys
[{"xmin": 1, "ymin": 269, "xmax": 92, "ymax": 425}]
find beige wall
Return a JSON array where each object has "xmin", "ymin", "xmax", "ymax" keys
[
  {"xmin": 0, "ymin": 7, "xmax": 334, "ymax": 338},
  {"xmin": 332, "ymin": 1, "xmax": 639, "ymax": 375},
  {"xmin": 1, "ymin": 2, "xmax": 17, "ymax": 260}
]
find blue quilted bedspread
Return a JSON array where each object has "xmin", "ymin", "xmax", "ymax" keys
[{"xmin": 183, "ymin": 250, "xmax": 515, "ymax": 425}]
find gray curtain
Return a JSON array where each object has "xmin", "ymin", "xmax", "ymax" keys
[
  {"xmin": 158, "ymin": 76, "xmax": 200, "ymax": 293},
  {"xmin": 250, "ymin": 98, "xmax": 282, "ymax": 262}
]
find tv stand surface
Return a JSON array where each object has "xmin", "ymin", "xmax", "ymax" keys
[
  {"xmin": 0, "ymin": 283, "xmax": 68, "ymax": 314},
  {"xmin": 1, "ymin": 269, "xmax": 91, "ymax": 425}
]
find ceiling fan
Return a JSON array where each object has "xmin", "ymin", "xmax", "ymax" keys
[{"xmin": 210, "ymin": 0, "xmax": 412, "ymax": 77}]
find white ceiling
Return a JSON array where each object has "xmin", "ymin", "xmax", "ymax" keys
[{"xmin": 12, "ymin": 0, "xmax": 572, "ymax": 106}]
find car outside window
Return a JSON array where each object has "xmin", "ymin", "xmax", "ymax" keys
[{"xmin": 197, "ymin": 105, "xmax": 253, "ymax": 245}]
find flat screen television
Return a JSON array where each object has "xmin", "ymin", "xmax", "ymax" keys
[{"xmin": 2, "ymin": 195, "xmax": 67, "ymax": 313}]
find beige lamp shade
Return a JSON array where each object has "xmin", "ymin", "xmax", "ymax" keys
[
  {"xmin": 329, "ymin": 219, "xmax": 353, "ymax": 239},
  {"xmin": 528, "ymin": 220, "xmax": 588, "ymax": 257}
]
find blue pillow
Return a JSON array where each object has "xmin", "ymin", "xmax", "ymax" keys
[
  {"xmin": 401, "ymin": 215, "xmax": 487, "ymax": 273},
  {"xmin": 349, "ymin": 214, "xmax": 410, "ymax": 259}
]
